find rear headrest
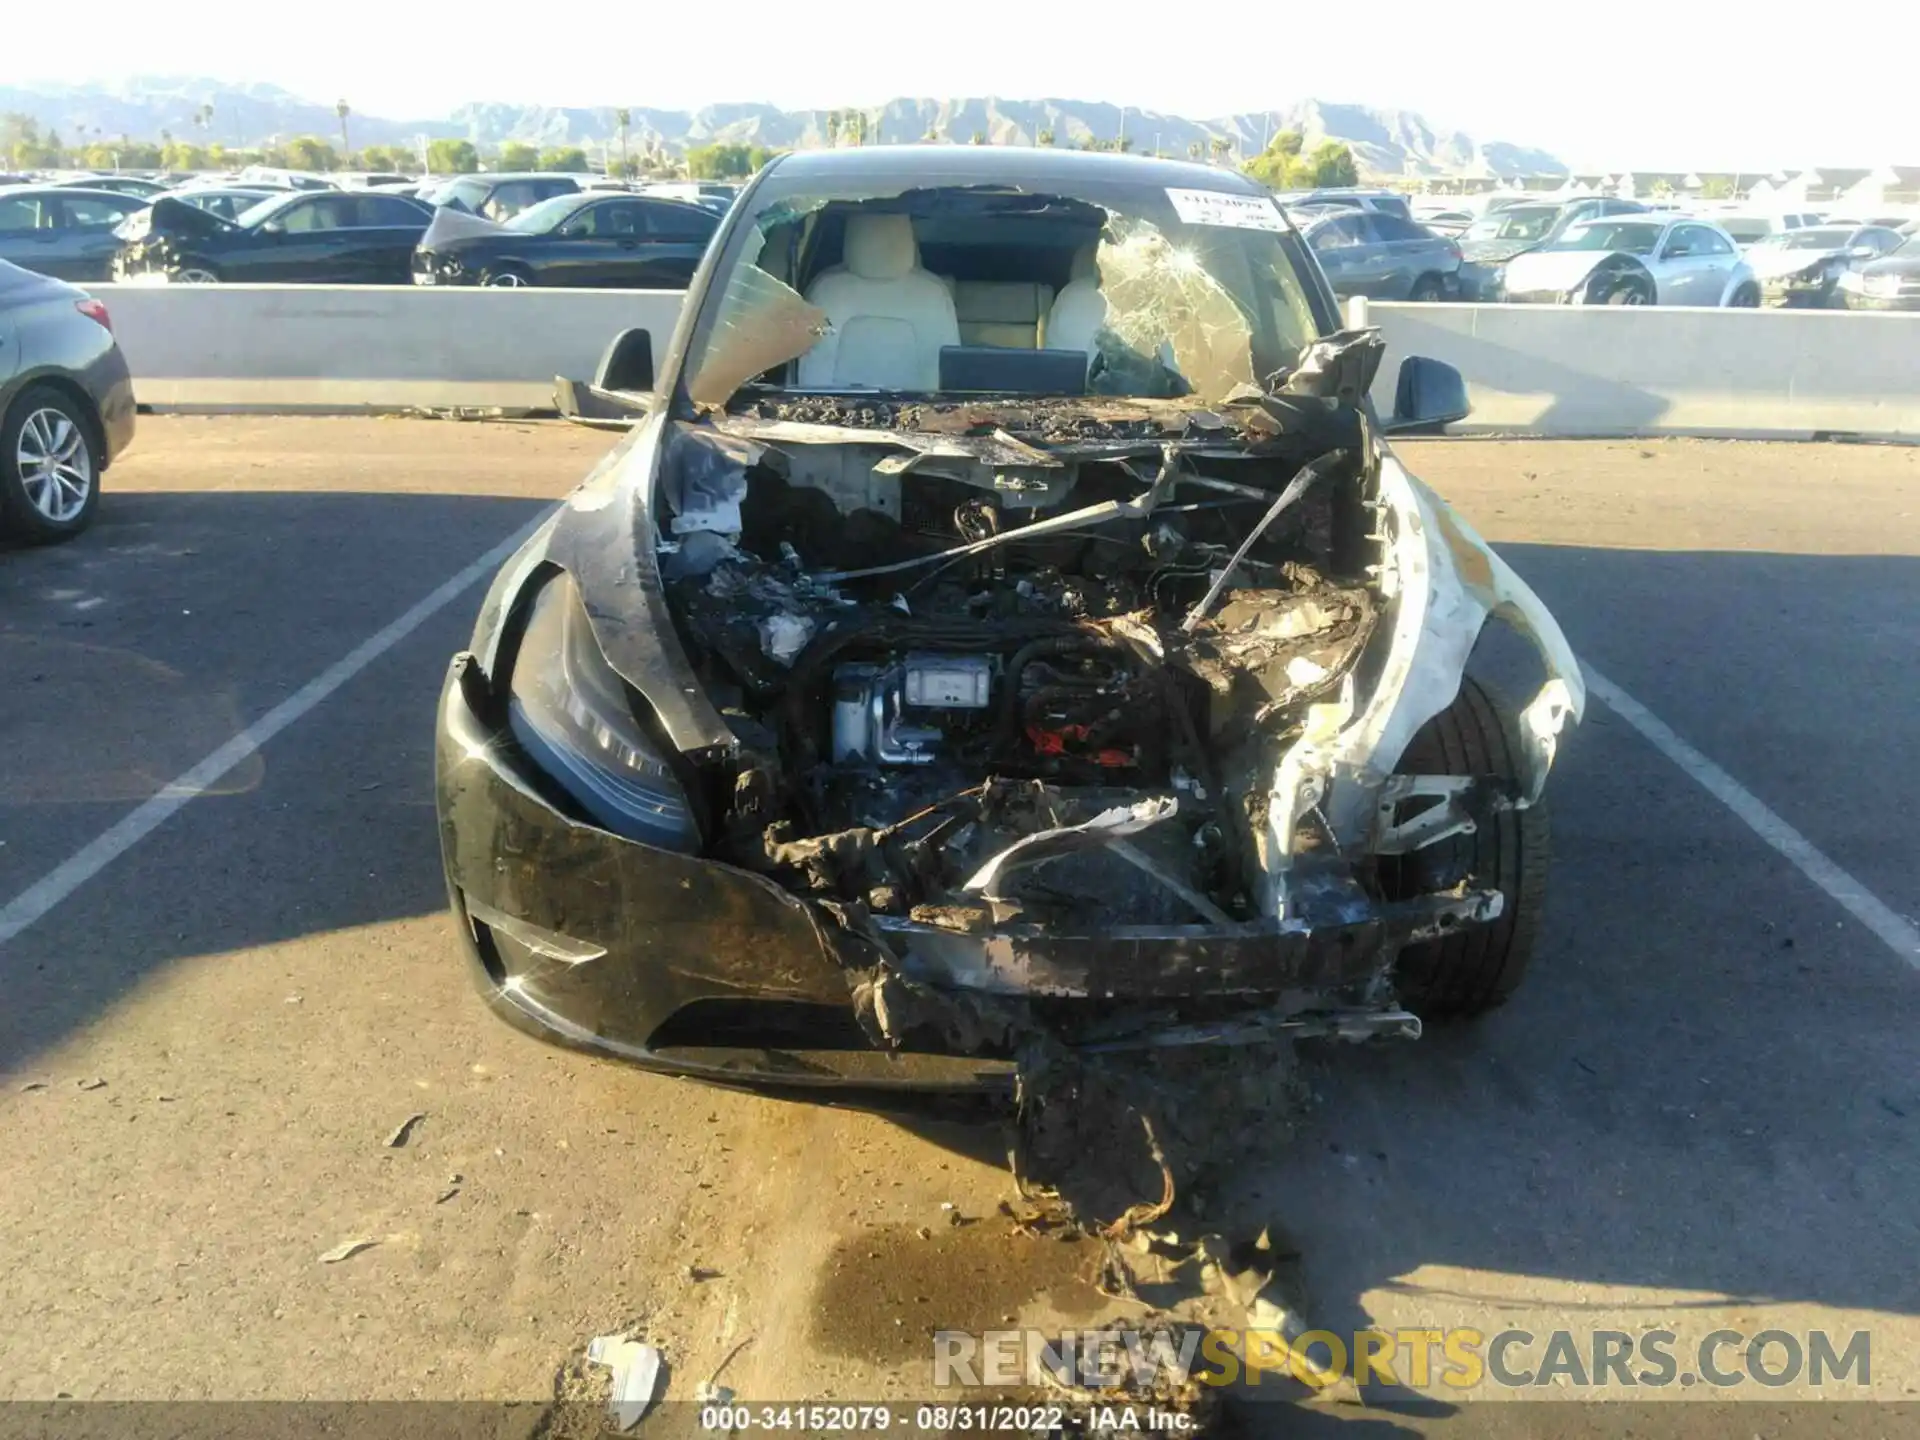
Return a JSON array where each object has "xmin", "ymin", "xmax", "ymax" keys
[
  {"xmin": 1069, "ymin": 243, "xmax": 1101, "ymax": 283},
  {"xmin": 844, "ymin": 213, "xmax": 918, "ymax": 280}
]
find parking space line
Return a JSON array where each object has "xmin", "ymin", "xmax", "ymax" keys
[
  {"xmin": 1587, "ymin": 664, "xmax": 1920, "ymax": 971},
  {"xmin": 0, "ymin": 512, "xmax": 551, "ymax": 951}
]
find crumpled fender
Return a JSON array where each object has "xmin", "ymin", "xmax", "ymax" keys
[{"xmin": 1266, "ymin": 451, "xmax": 1584, "ymax": 887}]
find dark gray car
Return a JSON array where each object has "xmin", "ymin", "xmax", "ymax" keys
[
  {"xmin": 0, "ymin": 187, "xmax": 151, "ymax": 282},
  {"xmin": 0, "ymin": 260, "xmax": 136, "ymax": 543},
  {"xmin": 1302, "ymin": 210, "xmax": 1460, "ymax": 301}
]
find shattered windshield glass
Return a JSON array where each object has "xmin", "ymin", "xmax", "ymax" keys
[{"xmin": 682, "ymin": 176, "xmax": 1324, "ymax": 410}]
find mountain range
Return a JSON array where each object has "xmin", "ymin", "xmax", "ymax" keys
[{"xmin": 0, "ymin": 78, "xmax": 1568, "ymax": 179}]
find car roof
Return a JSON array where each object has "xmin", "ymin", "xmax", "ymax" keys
[
  {"xmin": 766, "ymin": 144, "xmax": 1270, "ymax": 195},
  {"xmin": 0, "ymin": 185, "xmax": 145, "ymax": 203}
]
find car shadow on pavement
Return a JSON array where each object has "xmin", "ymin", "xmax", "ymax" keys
[{"xmin": 0, "ymin": 487, "xmax": 551, "ymax": 1073}]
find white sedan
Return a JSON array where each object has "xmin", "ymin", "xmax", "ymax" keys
[{"xmin": 1499, "ymin": 216, "xmax": 1760, "ymax": 306}]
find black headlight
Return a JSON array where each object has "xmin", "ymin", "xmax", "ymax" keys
[{"xmin": 506, "ymin": 573, "xmax": 699, "ymax": 851}]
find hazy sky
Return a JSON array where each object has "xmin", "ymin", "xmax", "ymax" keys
[{"xmin": 8, "ymin": 1, "xmax": 1916, "ymax": 170}]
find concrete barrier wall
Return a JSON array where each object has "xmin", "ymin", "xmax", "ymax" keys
[
  {"xmin": 93, "ymin": 283, "xmax": 1919, "ymax": 438},
  {"xmin": 92, "ymin": 284, "xmax": 687, "ymax": 412},
  {"xmin": 1366, "ymin": 301, "xmax": 1920, "ymax": 440}
]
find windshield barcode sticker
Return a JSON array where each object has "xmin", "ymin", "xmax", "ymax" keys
[{"xmin": 1165, "ymin": 188, "xmax": 1288, "ymax": 232}]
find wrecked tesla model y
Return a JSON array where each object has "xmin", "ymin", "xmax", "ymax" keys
[{"xmin": 434, "ymin": 148, "xmax": 1585, "ymax": 1088}]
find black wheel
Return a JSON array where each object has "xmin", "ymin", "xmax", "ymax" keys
[
  {"xmin": 1727, "ymin": 283, "xmax": 1761, "ymax": 307},
  {"xmin": 1603, "ymin": 277, "xmax": 1652, "ymax": 305},
  {"xmin": 1408, "ymin": 273, "xmax": 1447, "ymax": 302},
  {"xmin": 173, "ymin": 260, "xmax": 221, "ymax": 283},
  {"xmin": 1, "ymin": 385, "xmax": 101, "ymax": 544},
  {"xmin": 1383, "ymin": 677, "xmax": 1551, "ymax": 1018},
  {"xmin": 482, "ymin": 266, "xmax": 533, "ymax": 288}
]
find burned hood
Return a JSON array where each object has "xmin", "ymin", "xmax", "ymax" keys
[
  {"xmin": 143, "ymin": 194, "xmax": 239, "ymax": 242},
  {"xmin": 418, "ymin": 206, "xmax": 517, "ymax": 251}
]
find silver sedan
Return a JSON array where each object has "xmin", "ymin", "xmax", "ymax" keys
[{"xmin": 1498, "ymin": 216, "xmax": 1760, "ymax": 306}]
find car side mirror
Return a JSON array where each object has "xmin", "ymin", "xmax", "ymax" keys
[
  {"xmin": 260, "ymin": 220, "xmax": 285, "ymax": 235},
  {"xmin": 1385, "ymin": 355, "xmax": 1470, "ymax": 434},
  {"xmin": 595, "ymin": 327, "xmax": 654, "ymax": 394},
  {"xmin": 1849, "ymin": 245, "xmax": 1875, "ymax": 260}
]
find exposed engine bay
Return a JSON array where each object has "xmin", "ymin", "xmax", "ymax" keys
[{"xmin": 654, "ymin": 401, "xmax": 1391, "ymax": 947}]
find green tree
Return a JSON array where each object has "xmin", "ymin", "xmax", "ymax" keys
[
  {"xmin": 684, "ymin": 142, "xmax": 777, "ymax": 179},
  {"xmin": 970, "ymin": 129, "xmax": 987, "ymax": 145},
  {"xmin": 426, "ymin": 138, "xmax": 479, "ymax": 173},
  {"xmin": 160, "ymin": 139, "xmax": 207, "ymax": 170},
  {"xmin": 499, "ymin": 141, "xmax": 539, "ymax": 171},
  {"xmin": 1650, "ymin": 177, "xmax": 1675, "ymax": 199},
  {"xmin": 1243, "ymin": 129, "xmax": 1308, "ymax": 187},
  {"xmin": 1700, "ymin": 176, "xmax": 1736, "ymax": 200},
  {"xmin": 358, "ymin": 144, "xmax": 410, "ymax": 173},
  {"xmin": 1210, "ymin": 136, "xmax": 1234, "ymax": 165},
  {"xmin": 825, "ymin": 111, "xmax": 840, "ymax": 147},
  {"xmin": 613, "ymin": 108, "xmax": 632, "ymax": 177},
  {"xmin": 1038, "ymin": 127, "xmax": 1055, "ymax": 147},
  {"xmin": 1304, "ymin": 140, "xmax": 1358, "ymax": 188},
  {"xmin": 284, "ymin": 135, "xmax": 338, "ymax": 172},
  {"xmin": 539, "ymin": 145, "xmax": 589, "ymax": 172},
  {"xmin": 2, "ymin": 113, "xmax": 61, "ymax": 168}
]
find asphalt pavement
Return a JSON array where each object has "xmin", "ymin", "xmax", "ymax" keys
[{"xmin": 1, "ymin": 418, "xmax": 1915, "ymax": 1431}]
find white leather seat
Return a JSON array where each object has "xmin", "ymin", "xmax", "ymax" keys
[
  {"xmin": 953, "ymin": 281, "xmax": 1054, "ymax": 349},
  {"xmin": 797, "ymin": 214, "xmax": 959, "ymax": 390},
  {"xmin": 1045, "ymin": 245, "xmax": 1108, "ymax": 354}
]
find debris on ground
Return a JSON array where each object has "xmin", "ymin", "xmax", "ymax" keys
[
  {"xmin": 19, "ymin": 1080, "xmax": 49, "ymax": 1092},
  {"xmin": 75, "ymin": 1078, "xmax": 107, "ymax": 1091},
  {"xmin": 686, "ymin": 1264, "xmax": 722, "ymax": 1282},
  {"xmin": 384, "ymin": 1113, "xmax": 426, "ymax": 1148},
  {"xmin": 583, "ymin": 1333, "xmax": 663, "ymax": 1432},
  {"xmin": 318, "ymin": 1236, "xmax": 380, "ymax": 1264}
]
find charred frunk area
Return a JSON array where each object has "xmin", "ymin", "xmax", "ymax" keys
[{"xmin": 650, "ymin": 344, "xmax": 1408, "ymax": 1061}]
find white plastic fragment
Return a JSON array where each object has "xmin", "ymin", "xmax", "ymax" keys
[
  {"xmin": 757, "ymin": 613, "xmax": 816, "ymax": 666},
  {"xmin": 586, "ymin": 1333, "xmax": 662, "ymax": 1431},
  {"xmin": 319, "ymin": 1236, "xmax": 379, "ymax": 1264}
]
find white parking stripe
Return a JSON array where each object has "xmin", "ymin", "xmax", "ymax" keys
[
  {"xmin": 0, "ymin": 513, "xmax": 549, "ymax": 950},
  {"xmin": 1587, "ymin": 665, "xmax": 1920, "ymax": 970}
]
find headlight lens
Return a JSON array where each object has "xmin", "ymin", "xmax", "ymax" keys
[{"xmin": 507, "ymin": 573, "xmax": 699, "ymax": 850}]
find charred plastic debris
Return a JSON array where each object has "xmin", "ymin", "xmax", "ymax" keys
[
  {"xmin": 644, "ymin": 348, "xmax": 1419, "ymax": 1409},
  {"xmin": 651, "ymin": 329, "xmax": 1496, "ymax": 1065}
]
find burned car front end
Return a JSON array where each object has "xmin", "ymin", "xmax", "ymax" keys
[{"xmin": 435, "ymin": 150, "xmax": 1584, "ymax": 1087}]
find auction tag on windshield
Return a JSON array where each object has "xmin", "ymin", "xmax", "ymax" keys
[{"xmin": 1165, "ymin": 188, "xmax": 1288, "ymax": 232}]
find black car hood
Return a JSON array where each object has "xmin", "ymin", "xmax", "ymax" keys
[
  {"xmin": 419, "ymin": 207, "xmax": 522, "ymax": 251},
  {"xmin": 143, "ymin": 194, "xmax": 241, "ymax": 242}
]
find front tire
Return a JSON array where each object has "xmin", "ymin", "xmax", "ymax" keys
[
  {"xmin": 1727, "ymin": 283, "xmax": 1761, "ymax": 307},
  {"xmin": 482, "ymin": 266, "xmax": 533, "ymax": 288},
  {"xmin": 174, "ymin": 262, "xmax": 221, "ymax": 284},
  {"xmin": 1384, "ymin": 677, "xmax": 1552, "ymax": 1018},
  {"xmin": 1, "ymin": 386, "xmax": 101, "ymax": 544},
  {"xmin": 1408, "ymin": 273, "xmax": 1447, "ymax": 302}
]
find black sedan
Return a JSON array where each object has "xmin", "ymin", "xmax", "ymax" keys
[
  {"xmin": 412, "ymin": 191, "xmax": 720, "ymax": 288},
  {"xmin": 1838, "ymin": 232, "xmax": 1920, "ymax": 310},
  {"xmin": 0, "ymin": 187, "xmax": 151, "ymax": 281},
  {"xmin": 0, "ymin": 260, "xmax": 136, "ymax": 542},
  {"xmin": 433, "ymin": 145, "xmax": 1586, "ymax": 1090},
  {"xmin": 112, "ymin": 190, "xmax": 434, "ymax": 284}
]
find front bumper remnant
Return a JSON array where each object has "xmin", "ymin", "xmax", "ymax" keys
[{"xmin": 436, "ymin": 655, "xmax": 1500, "ymax": 1089}]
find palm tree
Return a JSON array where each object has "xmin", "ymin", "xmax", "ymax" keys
[
  {"xmin": 614, "ymin": 107, "xmax": 631, "ymax": 177},
  {"xmin": 335, "ymin": 100, "xmax": 352, "ymax": 166},
  {"xmin": 826, "ymin": 111, "xmax": 840, "ymax": 148},
  {"xmin": 1210, "ymin": 137, "xmax": 1232, "ymax": 165},
  {"xmin": 1038, "ymin": 127, "xmax": 1055, "ymax": 147},
  {"xmin": 1188, "ymin": 140, "xmax": 1203, "ymax": 160}
]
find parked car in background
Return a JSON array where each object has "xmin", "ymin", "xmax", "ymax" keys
[
  {"xmin": 233, "ymin": 166, "xmax": 334, "ymax": 192},
  {"xmin": 1716, "ymin": 213, "xmax": 1825, "ymax": 248},
  {"xmin": 428, "ymin": 172, "xmax": 583, "ymax": 222},
  {"xmin": 0, "ymin": 259, "xmax": 135, "ymax": 543},
  {"xmin": 1272, "ymin": 188, "xmax": 1414, "ymax": 221},
  {"xmin": 1746, "ymin": 225, "xmax": 1906, "ymax": 307},
  {"xmin": 113, "ymin": 190, "xmax": 433, "ymax": 284},
  {"xmin": 335, "ymin": 172, "xmax": 414, "ymax": 189},
  {"xmin": 52, "ymin": 174, "xmax": 170, "ymax": 200},
  {"xmin": 1500, "ymin": 215, "xmax": 1758, "ymax": 306},
  {"xmin": 1455, "ymin": 197, "xmax": 1649, "ymax": 299},
  {"xmin": 0, "ymin": 187, "xmax": 150, "ymax": 281},
  {"xmin": 1838, "ymin": 232, "xmax": 1920, "ymax": 310},
  {"xmin": 155, "ymin": 186, "xmax": 279, "ymax": 223},
  {"xmin": 412, "ymin": 191, "xmax": 720, "ymax": 288},
  {"xmin": 1301, "ymin": 209, "xmax": 1460, "ymax": 301},
  {"xmin": 1412, "ymin": 207, "xmax": 1474, "ymax": 237}
]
